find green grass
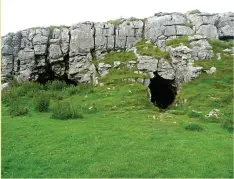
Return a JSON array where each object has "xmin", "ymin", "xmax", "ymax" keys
[
  {"xmin": 99, "ymin": 51, "xmax": 137, "ymax": 65},
  {"xmin": 209, "ymin": 40, "xmax": 233, "ymax": 53},
  {"xmin": 1, "ymin": 44, "xmax": 233, "ymax": 177},
  {"xmin": 135, "ymin": 40, "xmax": 169, "ymax": 59},
  {"xmin": 166, "ymin": 36, "xmax": 190, "ymax": 48}
]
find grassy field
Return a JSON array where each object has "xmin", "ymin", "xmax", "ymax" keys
[{"xmin": 1, "ymin": 40, "xmax": 233, "ymax": 178}]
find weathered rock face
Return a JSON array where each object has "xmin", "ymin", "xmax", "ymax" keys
[
  {"xmin": 1, "ymin": 11, "xmax": 233, "ymax": 86},
  {"xmin": 145, "ymin": 13, "xmax": 194, "ymax": 47}
]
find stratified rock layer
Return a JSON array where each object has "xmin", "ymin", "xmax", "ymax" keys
[{"xmin": 1, "ymin": 12, "xmax": 233, "ymax": 87}]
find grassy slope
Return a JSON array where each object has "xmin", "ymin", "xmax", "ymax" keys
[{"xmin": 1, "ymin": 41, "xmax": 233, "ymax": 178}]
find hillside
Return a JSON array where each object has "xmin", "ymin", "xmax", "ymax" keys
[{"xmin": 1, "ymin": 11, "xmax": 234, "ymax": 178}]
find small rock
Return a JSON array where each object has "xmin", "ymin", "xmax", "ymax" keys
[
  {"xmin": 216, "ymin": 53, "xmax": 221, "ymax": 60},
  {"xmin": 1, "ymin": 83, "xmax": 8, "ymax": 91},
  {"xmin": 223, "ymin": 48, "xmax": 231, "ymax": 52},
  {"xmin": 113, "ymin": 61, "xmax": 121, "ymax": 68},
  {"xmin": 99, "ymin": 83, "xmax": 104, "ymax": 87},
  {"xmin": 205, "ymin": 109, "xmax": 220, "ymax": 118},
  {"xmin": 206, "ymin": 67, "xmax": 216, "ymax": 74}
]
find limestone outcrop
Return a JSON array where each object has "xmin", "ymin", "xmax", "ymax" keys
[{"xmin": 1, "ymin": 11, "xmax": 233, "ymax": 87}]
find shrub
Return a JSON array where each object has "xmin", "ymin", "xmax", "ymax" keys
[
  {"xmin": 2, "ymin": 88, "xmax": 18, "ymax": 105},
  {"xmin": 187, "ymin": 110, "xmax": 201, "ymax": 118},
  {"xmin": 189, "ymin": 9, "xmax": 201, "ymax": 15},
  {"xmin": 8, "ymin": 100, "xmax": 29, "ymax": 117},
  {"xmin": 51, "ymin": 101, "xmax": 83, "ymax": 120},
  {"xmin": 45, "ymin": 80, "xmax": 68, "ymax": 91},
  {"xmin": 101, "ymin": 51, "xmax": 137, "ymax": 64},
  {"xmin": 17, "ymin": 82, "xmax": 42, "ymax": 96},
  {"xmin": 135, "ymin": 40, "xmax": 169, "ymax": 59},
  {"xmin": 8, "ymin": 78, "xmax": 20, "ymax": 88},
  {"xmin": 107, "ymin": 18, "xmax": 126, "ymax": 26},
  {"xmin": 166, "ymin": 36, "xmax": 190, "ymax": 48},
  {"xmin": 185, "ymin": 122, "xmax": 204, "ymax": 131},
  {"xmin": 34, "ymin": 91, "xmax": 50, "ymax": 112}
]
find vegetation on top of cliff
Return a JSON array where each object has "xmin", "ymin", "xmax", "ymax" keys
[
  {"xmin": 107, "ymin": 17, "xmax": 145, "ymax": 26},
  {"xmin": 107, "ymin": 18, "xmax": 126, "ymax": 26},
  {"xmin": 165, "ymin": 36, "xmax": 190, "ymax": 48},
  {"xmin": 135, "ymin": 40, "xmax": 170, "ymax": 59},
  {"xmin": 49, "ymin": 25, "xmax": 70, "ymax": 31},
  {"xmin": 188, "ymin": 9, "xmax": 201, "ymax": 15}
]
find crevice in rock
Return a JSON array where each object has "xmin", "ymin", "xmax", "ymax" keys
[
  {"xmin": 142, "ymin": 19, "xmax": 146, "ymax": 40},
  {"xmin": 62, "ymin": 29, "xmax": 77, "ymax": 85},
  {"xmin": 35, "ymin": 29, "xmax": 55, "ymax": 84},
  {"xmin": 17, "ymin": 59, "xmax": 20, "ymax": 73},
  {"xmin": 113, "ymin": 25, "xmax": 116, "ymax": 50},
  {"xmin": 91, "ymin": 22, "xmax": 96, "ymax": 59},
  {"xmin": 124, "ymin": 36, "xmax": 128, "ymax": 50},
  {"xmin": 105, "ymin": 36, "xmax": 108, "ymax": 50},
  {"xmin": 148, "ymin": 72, "xmax": 177, "ymax": 109}
]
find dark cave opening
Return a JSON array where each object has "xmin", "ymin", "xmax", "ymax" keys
[
  {"xmin": 148, "ymin": 72, "xmax": 177, "ymax": 109},
  {"xmin": 219, "ymin": 36, "xmax": 234, "ymax": 40},
  {"xmin": 35, "ymin": 54, "xmax": 77, "ymax": 86}
]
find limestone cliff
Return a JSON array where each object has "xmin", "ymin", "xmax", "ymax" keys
[{"xmin": 1, "ymin": 12, "xmax": 234, "ymax": 87}]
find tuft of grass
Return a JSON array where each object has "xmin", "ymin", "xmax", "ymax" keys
[
  {"xmin": 208, "ymin": 40, "xmax": 233, "ymax": 53},
  {"xmin": 100, "ymin": 51, "xmax": 137, "ymax": 65},
  {"xmin": 128, "ymin": 17, "xmax": 144, "ymax": 22},
  {"xmin": 51, "ymin": 101, "xmax": 83, "ymax": 120},
  {"xmin": 185, "ymin": 122, "xmax": 204, "ymax": 131},
  {"xmin": 135, "ymin": 40, "xmax": 169, "ymax": 59},
  {"xmin": 189, "ymin": 9, "xmax": 201, "ymax": 15},
  {"xmin": 166, "ymin": 36, "xmax": 190, "ymax": 48},
  {"xmin": 34, "ymin": 91, "xmax": 50, "ymax": 112},
  {"xmin": 107, "ymin": 18, "xmax": 126, "ymax": 26},
  {"xmin": 49, "ymin": 25, "xmax": 70, "ymax": 32},
  {"xmin": 44, "ymin": 80, "xmax": 68, "ymax": 91},
  {"xmin": 187, "ymin": 110, "xmax": 202, "ymax": 118},
  {"xmin": 100, "ymin": 67, "xmax": 148, "ymax": 85}
]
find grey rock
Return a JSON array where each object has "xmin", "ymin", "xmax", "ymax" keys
[
  {"xmin": 98, "ymin": 62, "xmax": 112, "ymax": 76},
  {"xmin": 206, "ymin": 67, "xmax": 216, "ymax": 74},
  {"xmin": 188, "ymin": 34, "xmax": 214, "ymax": 60},
  {"xmin": 157, "ymin": 59, "xmax": 175, "ymax": 80},
  {"xmin": 113, "ymin": 61, "xmax": 121, "ymax": 68},
  {"xmin": 115, "ymin": 20, "xmax": 143, "ymax": 49},
  {"xmin": 176, "ymin": 25, "xmax": 194, "ymax": 36},
  {"xmin": 217, "ymin": 12, "xmax": 234, "ymax": 38},
  {"xmin": 137, "ymin": 55, "xmax": 158, "ymax": 72},
  {"xmin": 168, "ymin": 45, "xmax": 203, "ymax": 86},
  {"xmin": 69, "ymin": 22, "xmax": 94, "ymax": 57},
  {"xmin": 95, "ymin": 22, "xmax": 115, "ymax": 51},
  {"xmin": 1, "ymin": 83, "xmax": 8, "ymax": 91},
  {"xmin": 197, "ymin": 25, "xmax": 218, "ymax": 39},
  {"xmin": 1, "ymin": 55, "xmax": 13, "ymax": 82}
]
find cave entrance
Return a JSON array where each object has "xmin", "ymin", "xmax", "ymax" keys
[
  {"xmin": 219, "ymin": 36, "xmax": 234, "ymax": 40},
  {"xmin": 148, "ymin": 72, "xmax": 177, "ymax": 109}
]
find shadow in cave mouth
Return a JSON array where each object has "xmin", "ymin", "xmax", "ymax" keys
[{"xmin": 148, "ymin": 72, "xmax": 177, "ymax": 109}]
